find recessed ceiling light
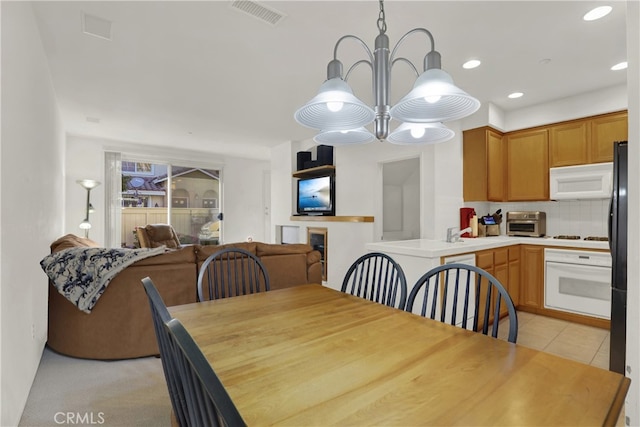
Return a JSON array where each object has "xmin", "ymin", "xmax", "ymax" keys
[
  {"xmin": 611, "ymin": 61, "xmax": 628, "ymax": 71},
  {"xmin": 86, "ymin": 116, "xmax": 101, "ymax": 123},
  {"xmin": 462, "ymin": 59, "xmax": 481, "ymax": 69},
  {"xmin": 583, "ymin": 6, "xmax": 612, "ymax": 21},
  {"xmin": 508, "ymin": 92, "xmax": 524, "ymax": 99}
]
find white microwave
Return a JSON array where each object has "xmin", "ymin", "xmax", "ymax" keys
[{"xmin": 549, "ymin": 162, "xmax": 613, "ymax": 200}]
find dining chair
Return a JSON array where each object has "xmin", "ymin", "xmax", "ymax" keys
[
  {"xmin": 165, "ymin": 317, "xmax": 247, "ymax": 427},
  {"xmin": 405, "ymin": 263, "xmax": 518, "ymax": 343},
  {"xmin": 141, "ymin": 277, "xmax": 188, "ymax": 427},
  {"xmin": 143, "ymin": 277, "xmax": 246, "ymax": 427},
  {"xmin": 197, "ymin": 248, "xmax": 270, "ymax": 302},
  {"xmin": 341, "ymin": 252, "xmax": 407, "ymax": 309}
]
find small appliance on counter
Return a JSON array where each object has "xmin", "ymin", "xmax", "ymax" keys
[
  {"xmin": 478, "ymin": 209, "xmax": 502, "ymax": 236},
  {"xmin": 506, "ymin": 211, "xmax": 546, "ymax": 237},
  {"xmin": 459, "ymin": 207, "xmax": 476, "ymax": 237}
]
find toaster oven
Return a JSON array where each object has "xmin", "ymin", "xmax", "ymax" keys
[{"xmin": 506, "ymin": 211, "xmax": 546, "ymax": 237}]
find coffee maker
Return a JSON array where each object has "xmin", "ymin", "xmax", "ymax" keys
[{"xmin": 460, "ymin": 207, "xmax": 476, "ymax": 237}]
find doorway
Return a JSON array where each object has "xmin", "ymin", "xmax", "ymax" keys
[{"xmin": 381, "ymin": 157, "xmax": 421, "ymax": 241}]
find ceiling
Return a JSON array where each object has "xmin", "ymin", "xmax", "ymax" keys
[{"xmin": 31, "ymin": 1, "xmax": 628, "ymax": 159}]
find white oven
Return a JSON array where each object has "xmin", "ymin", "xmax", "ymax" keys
[{"xmin": 544, "ymin": 248, "xmax": 611, "ymax": 319}]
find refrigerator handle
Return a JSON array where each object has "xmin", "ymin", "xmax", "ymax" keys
[{"xmin": 608, "ymin": 191, "xmax": 613, "ymax": 252}]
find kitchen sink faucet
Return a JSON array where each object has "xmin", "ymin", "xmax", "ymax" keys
[{"xmin": 446, "ymin": 227, "xmax": 472, "ymax": 243}]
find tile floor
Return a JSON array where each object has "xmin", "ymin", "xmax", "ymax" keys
[
  {"xmin": 505, "ymin": 310, "xmax": 610, "ymax": 369},
  {"xmin": 501, "ymin": 311, "xmax": 626, "ymax": 426}
]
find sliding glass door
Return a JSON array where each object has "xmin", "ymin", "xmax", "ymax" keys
[{"xmin": 119, "ymin": 159, "xmax": 221, "ymax": 248}]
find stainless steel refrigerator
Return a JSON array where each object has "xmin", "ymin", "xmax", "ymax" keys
[{"xmin": 609, "ymin": 140, "xmax": 628, "ymax": 374}]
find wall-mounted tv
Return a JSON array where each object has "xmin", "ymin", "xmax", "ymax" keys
[{"xmin": 296, "ymin": 175, "xmax": 335, "ymax": 216}]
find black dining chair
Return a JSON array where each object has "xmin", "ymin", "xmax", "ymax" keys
[
  {"xmin": 197, "ymin": 248, "xmax": 270, "ymax": 302},
  {"xmin": 141, "ymin": 277, "xmax": 188, "ymax": 427},
  {"xmin": 165, "ymin": 317, "xmax": 247, "ymax": 427},
  {"xmin": 341, "ymin": 252, "xmax": 407, "ymax": 309},
  {"xmin": 405, "ymin": 263, "xmax": 518, "ymax": 343},
  {"xmin": 142, "ymin": 277, "xmax": 247, "ymax": 427}
]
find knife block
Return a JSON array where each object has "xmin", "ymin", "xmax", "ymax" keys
[{"xmin": 486, "ymin": 225, "xmax": 500, "ymax": 236}]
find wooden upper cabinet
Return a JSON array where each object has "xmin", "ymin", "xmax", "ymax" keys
[
  {"xmin": 591, "ymin": 111, "xmax": 628, "ymax": 163},
  {"xmin": 506, "ymin": 128, "xmax": 549, "ymax": 201},
  {"xmin": 549, "ymin": 120, "xmax": 590, "ymax": 167},
  {"xmin": 463, "ymin": 128, "xmax": 488, "ymax": 201},
  {"xmin": 486, "ymin": 130, "xmax": 505, "ymax": 201},
  {"xmin": 463, "ymin": 127, "xmax": 504, "ymax": 202},
  {"xmin": 548, "ymin": 111, "xmax": 627, "ymax": 167}
]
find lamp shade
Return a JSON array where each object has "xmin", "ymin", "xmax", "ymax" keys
[
  {"xmin": 390, "ymin": 68, "xmax": 480, "ymax": 123},
  {"xmin": 387, "ymin": 122, "xmax": 455, "ymax": 145},
  {"xmin": 79, "ymin": 220, "xmax": 92, "ymax": 230},
  {"xmin": 294, "ymin": 78, "xmax": 375, "ymax": 131},
  {"xmin": 76, "ymin": 179, "xmax": 101, "ymax": 190},
  {"xmin": 313, "ymin": 127, "xmax": 375, "ymax": 145}
]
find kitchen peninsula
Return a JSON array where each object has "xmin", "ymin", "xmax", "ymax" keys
[{"xmin": 367, "ymin": 236, "xmax": 611, "ymax": 328}]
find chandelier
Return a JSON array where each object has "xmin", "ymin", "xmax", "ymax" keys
[{"xmin": 294, "ymin": 0, "xmax": 480, "ymax": 145}]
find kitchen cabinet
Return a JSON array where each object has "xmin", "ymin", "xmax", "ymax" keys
[
  {"xmin": 549, "ymin": 111, "xmax": 628, "ymax": 167},
  {"xmin": 475, "ymin": 247, "xmax": 515, "ymax": 323},
  {"xmin": 506, "ymin": 128, "xmax": 549, "ymax": 201},
  {"xmin": 549, "ymin": 120, "xmax": 590, "ymax": 167},
  {"xmin": 462, "ymin": 127, "xmax": 504, "ymax": 202},
  {"xmin": 590, "ymin": 111, "xmax": 628, "ymax": 163},
  {"xmin": 464, "ymin": 111, "xmax": 627, "ymax": 201},
  {"xmin": 519, "ymin": 245, "xmax": 544, "ymax": 309}
]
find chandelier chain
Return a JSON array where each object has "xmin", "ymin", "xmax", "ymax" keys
[{"xmin": 377, "ymin": 0, "xmax": 387, "ymax": 34}]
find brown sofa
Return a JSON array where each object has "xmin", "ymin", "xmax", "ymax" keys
[{"xmin": 47, "ymin": 234, "xmax": 322, "ymax": 360}]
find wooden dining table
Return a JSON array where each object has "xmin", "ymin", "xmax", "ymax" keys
[{"xmin": 169, "ymin": 284, "xmax": 630, "ymax": 426}]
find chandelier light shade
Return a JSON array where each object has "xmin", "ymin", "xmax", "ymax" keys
[
  {"xmin": 294, "ymin": 0, "xmax": 480, "ymax": 144},
  {"xmin": 387, "ymin": 122, "xmax": 455, "ymax": 145},
  {"xmin": 390, "ymin": 68, "xmax": 481, "ymax": 123},
  {"xmin": 313, "ymin": 127, "xmax": 376, "ymax": 145},
  {"xmin": 294, "ymin": 78, "xmax": 375, "ymax": 131}
]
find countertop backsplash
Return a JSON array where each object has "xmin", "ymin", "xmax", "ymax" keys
[{"xmin": 463, "ymin": 199, "xmax": 609, "ymax": 239}]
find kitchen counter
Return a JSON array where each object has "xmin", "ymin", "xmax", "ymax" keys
[{"xmin": 366, "ymin": 236, "xmax": 610, "ymax": 259}]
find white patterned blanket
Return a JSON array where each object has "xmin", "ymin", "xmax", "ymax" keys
[{"xmin": 40, "ymin": 246, "xmax": 166, "ymax": 313}]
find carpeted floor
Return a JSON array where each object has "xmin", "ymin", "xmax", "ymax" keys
[{"xmin": 19, "ymin": 346, "xmax": 172, "ymax": 427}]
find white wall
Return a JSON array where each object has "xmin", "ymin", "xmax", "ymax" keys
[
  {"xmin": 462, "ymin": 84, "xmax": 628, "ymax": 133},
  {"xmin": 1, "ymin": 3, "xmax": 66, "ymax": 425},
  {"xmin": 271, "ymin": 122, "xmax": 466, "ymax": 287},
  {"xmin": 65, "ymin": 136, "xmax": 270, "ymax": 246}
]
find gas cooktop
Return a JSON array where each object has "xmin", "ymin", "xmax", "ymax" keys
[{"xmin": 553, "ymin": 235, "xmax": 608, "ymax": 241}]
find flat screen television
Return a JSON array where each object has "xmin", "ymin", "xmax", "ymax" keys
[{"xmin": 296, "ymin": 175, "xmax": 335, "ymax": 216}]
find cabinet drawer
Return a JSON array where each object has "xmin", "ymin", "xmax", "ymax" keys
[
  {"xmin": 476, "ymin": 251, "xmax": 494, "ymax": 269},
  {"xmin": 494, "ymin": 248, "xmax": 508, "ymax": 265}
]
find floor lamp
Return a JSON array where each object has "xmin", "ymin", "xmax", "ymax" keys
[{"xmin": 77, "ymin": 179, "xmax": 101, "ymax": 238}]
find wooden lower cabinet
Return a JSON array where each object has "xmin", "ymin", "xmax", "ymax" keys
[
  {"xmin": 520, "ymin": 245, "xmax": 544, "ymax": 309},
  {"xmin": 475, "ymin": 247, "xmax": 516, "ymax": 325}
]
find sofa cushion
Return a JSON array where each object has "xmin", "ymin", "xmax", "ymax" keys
[
  {"xmin": 195, "ymin": 242, "xmax": 257, "ymax": 262},
  {"xmin": 256, "ymin": 242, "xmax": 313, "ymax": 257},
  {"xmin": 260, "ymin": 253, "xmax": 310, "ymax": 290},
  {"xmin": 131, "ymin": 245, "xmax": 196, "ymax": 266},
  {"xmin": 50, "ymin": 234, "xmax": 100, "ymax": 253}
]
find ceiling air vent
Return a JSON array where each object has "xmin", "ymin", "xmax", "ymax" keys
[
  {"xmin": 230, "ymin": 0, "xmax": 286, "ymax": 26},
  {"xmin": 81, "ymin": 11, "xmax": 112, "ymax": 41}
]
